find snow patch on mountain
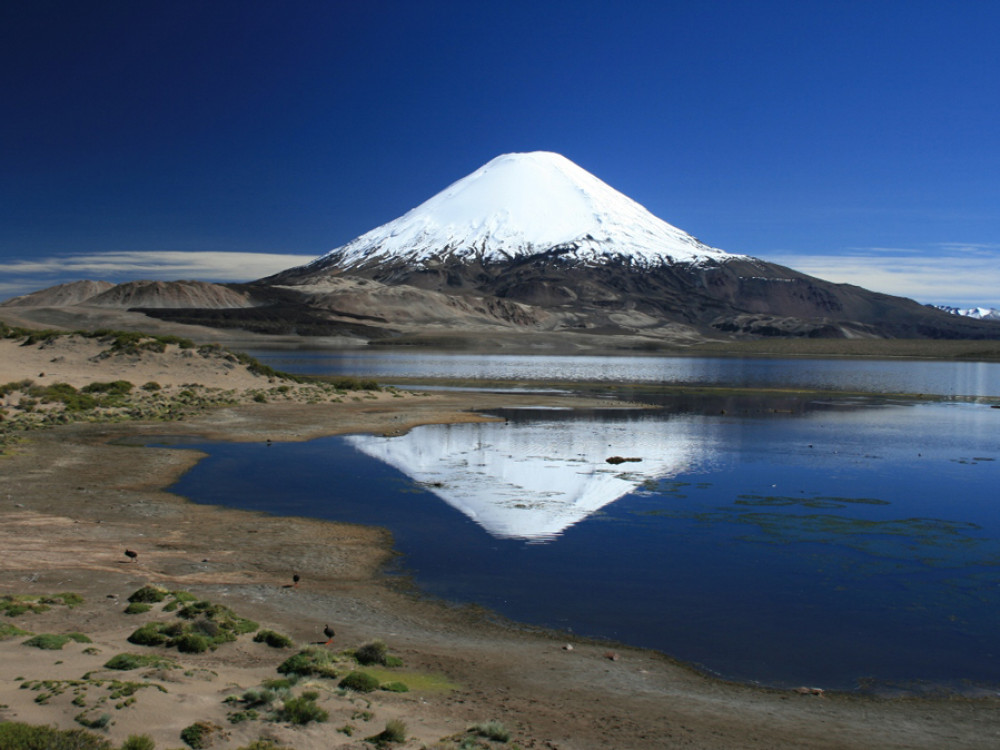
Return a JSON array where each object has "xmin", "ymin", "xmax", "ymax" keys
[
  {"xmin": 318, "ymin": 151, "xmax": 744, "ymax": 271},
  {"xmin": 933, "ymin": 305, "xmax": 1000, "ymax": 321}
]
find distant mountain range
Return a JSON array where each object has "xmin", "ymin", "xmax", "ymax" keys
[
  {"xmin": 4, "ymin": 152, "xmax": 999, "ymax": 346},
  {"xmin": 932, "ymin": 305, "xmax": 1000, "ymax": 322}
]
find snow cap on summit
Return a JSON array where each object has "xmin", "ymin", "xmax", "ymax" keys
[{"xmin": 322, "ymin": 151, "xmax": 742, "ymax": 270}]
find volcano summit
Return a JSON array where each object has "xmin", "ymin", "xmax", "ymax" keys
[
  {"xmin": 258, "ymin": 152, "xmax": 997, "ymax": 343},
  {"xmin": 297, "ymin": 151, "xmax": 741, "ymax": 272}
]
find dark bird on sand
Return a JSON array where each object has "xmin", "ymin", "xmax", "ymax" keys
[
  {"xmin": 124, "ymin": 549, "xmax": 138, "ymax": 563},
  {"xmin": 323, "ymin": 625, "xmax": 335, "ymax": 645},
  {"xmin": 292, "ymin": 574, "xmax": 300, "ymax": 589}
]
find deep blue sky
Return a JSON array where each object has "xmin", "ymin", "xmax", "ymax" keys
[{"xmin": 3, "ymin": 0, "xmax": 999, "ymax": 306}]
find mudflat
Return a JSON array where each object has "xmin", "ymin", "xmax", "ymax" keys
[{"xmin": 1, "ymin": 333, "xmax": 999, "ymax": 748}]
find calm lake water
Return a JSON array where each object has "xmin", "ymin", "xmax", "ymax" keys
[
  {"xmin": 246, "ymin": 349, "xmax": 1000, "ymax": 398},
  {"xmin": 165, "ymin": 358, "xmax": 1000, "ymax": 692}
]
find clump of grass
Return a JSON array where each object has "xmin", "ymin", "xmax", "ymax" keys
[
  {"xmin": 275, "ymin": 694, "xmax": 328, "ymax": 725},
  {"xmin": 0, "ymin": 592, "xmax": 83, "ymax": 616},
  {"xmin": 162, "ymin": 590, "xmax": 197, "ymax": 612},
  {"xmin": 81, "ymin": 380, "xmax": 134, "ymax": 397},
  {"xmin": 0, "ymin": 721, "xmax": 113, "ymax": 749},
  {"xmin": 472, "ymin": 720, "xmax": 511, "ymax": 742},
  {"xmin": 25, "ymin": 382, "xmax": 97, "ymax": 411},
  {"xmin": 276, "ymin": 647, "xmax": 338, "ymax": 678},
  {"xmin": 366, "ymin": 719, "xmax": 407, "ymax": 746},
  {"xmin": 121, "ymin": 735, "xmax": 156, "ymax": 750},
  {"xmin": 127, "ymin": 586, "xmax": 169, "ymax": 604},
  {"xmin": 0, "ymin": 622, "xmax": 32, "ymax": 640},
  {"xmin": 127, "ymin": 623, "xmax": 168, "ymax": 647},
  {"xmin": 180, "ymin": 721, "xmax": 221, "ymax": 749},
  {"xmin": 124, "ymin": 602, "xmax": 152, "ymax": 615},
  {"xmin": 233, "ymin": 740, "xmax": 295, "ymax": 750},
  {"xmin": 354, "ymin": 640, "xmax": 389, "ymax": 666},
  {"xmin": 126, "ymin": 597, "xmax": 258, "ymax": 653},
  {"xmin": 23, "ymin": 633, "xmax": 91, "ymax": 650},
  {"xmin": 230, "ymin": 683, "xmax": 289, "ymax": 709},
  {"xmin": 103, "ymin": 652, "xmax": 176, "ymax": 671},
  {"xmin": 227, "ymin": 708, "xmax": 259, "ymax": 724},
  {"xmin": 252, "ymin": 629, "xmax": 294, "ymax": 649},
  {"xmin": 177, "ymin": 600, "xmax": 258, "ymax": 634},
  {"xmin": 75, "ymin": 711, "xmax": 112, "ymax": 730},
  {"xmin": 54, "ymin": 592, "xmax": 85, "ymax": 608},
  {"xmin": 381, "ymin": 681, "xmax": 409, "ymax": 693},
  {"xmin": 174, "ymin": 633, "xmax": 210, "ymax": 653},
  {"xmin": 338, "ymin": 670, "xmax": 380, "ymax": 693},
  {"xmin": 261, "ymin": 678, "xmax": 293, "ymax": 690}
]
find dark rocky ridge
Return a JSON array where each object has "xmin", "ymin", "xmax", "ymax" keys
[{"xmin": 261, "ymin": 248, "xmax": 1000, "ymax": 341}]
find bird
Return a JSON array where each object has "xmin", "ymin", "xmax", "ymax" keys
[
  {"xmin": 292, "ymin": 574, "xmax": 300, "ymax": 589},
  {"xmin": 124, "ymin": 549, "xmax": 138, "ymax": 563},
  {"xmin": 323, "ymin": 625, "xmax": 335, "ymax": 645}
]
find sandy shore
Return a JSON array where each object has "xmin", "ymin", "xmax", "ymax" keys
[{"xmin": 2, "ymin": 337, "xmax": 1000, "ymax": 748}]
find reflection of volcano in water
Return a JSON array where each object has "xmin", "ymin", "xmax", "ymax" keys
[{"xmin": 343, "ymin": 413, "xmax": 713, "ymax": 541}]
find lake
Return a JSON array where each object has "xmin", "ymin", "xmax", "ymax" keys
[
  {"xmin": 164, "ymin": 353, "xmax": 1000, "ymax": 693},
  {"xmin": 245, "ymin": 349, "xmax": 1000, "ymax": 398}
]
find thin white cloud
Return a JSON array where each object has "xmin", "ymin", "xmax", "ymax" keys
[
  {"xmin": 0, "ymin": 251, "xmax": 317, "ymax": 301},
  {"xmin": 3, "ymin": 247, "xmax": 997, "ymax": 311},
  {"xmin": 767, "ymin": 244, "xmax": 1000, "ymax": 309},
  {"xmin": 0, "ymin": 251, "xmax": 315, "ymax": 280}
]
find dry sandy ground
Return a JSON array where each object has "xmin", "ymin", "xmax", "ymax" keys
[
  {"xmin": 1, "ymin": 340, "xmax": 999, "ymax": 749},
  {"xmin": 0, "ymin": 334, "xmax": 278, "ymax": 391}
]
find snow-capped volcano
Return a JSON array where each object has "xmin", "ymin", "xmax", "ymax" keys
[
  {"xmin": 311, "ymin": 151, "xmax": 742, "ymax": 272},
  {"xmin": 246, "ymin": 153, "xmax": 1000, "ymax": 343}
]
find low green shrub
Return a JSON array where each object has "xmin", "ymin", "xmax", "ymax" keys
[
  {"xmin": 81, "ymin": 380, "xmax": 133, "ymax": 396},
  {"xmin": 174, "ymin": 633, "xmax": 210, "ymax": 653},
  {"xmin": 276, "ymin": 695, "xmax": 328, "ymax": 725},
  {"xmin": 74, "ymin": 712, "xmax": 111, "ymax": 730},
  {"xmin": 253, "ymin": 629, "xmax": 294, "ymax": 649},
  {"xmin": 366, "ymin": 719, "xmax": 407, "ymax": 745},
  {"xmin": 277, "ymin": 647, "xmax": 338, "ymax": 678},
  {"xmin": 472, "ymin": 720, "xmax": 511, "ymax": 742},
  {"xmin": 179, "ymin": 721, "xmax": 220, "ymax": 749},
  {"xmin": 121, "ymin": 735, "xmax": 156, "ymax": 750},
  {"xmin": 52, "ymin": 592, "xmax": 85, "ymax": 608},
  {"xmin": 261, "ymin": 678, "xmax": 293, "ymax": 690},
  {"xmin": 381, "ymin": 681, "xmax": 409, "ymax": 693},
  {"xmin": 0, "ymin": 623, "xmax": 32, "ymax": 640},
  {"xmin": 103, "ymin": 653, "xmax": 175, "ymax": 671},
  {"xmin": 0, "ymin": 721, "xmax": 113, "ymax": 749},
  {"xmin": 227, "ymin": 709, "xmax": 259, "ymax": 724},
  {"xmin": 177, "ymin": 601, "xmax": 257, "ymax": 633},
  {"xmin": 26, "ymin": 382, "xmax": 97, "ymax": 411},
  {"xmin": 353, "ymin": 640, "xmax": 388, "ymax": 666},
  {"xmin": 126, "ymin": 597, "xmax": 257, "ymax": 653},
  {"xmin": 338, "ymin": 671, "xmax": 380, "ymax": 693},
  {"xmin": 124, "ymin": 603, "xmax": 151, "ymax": 615},
  {"xmin": 233, "ymin": 740, "xmax": 295, "ymax": 750},
  {"xmin": 1, "ymin": 592, "xmax": 82, "ymax": 616},
  {"xmin": 23, "ymin": 634, "xmax": 71, "ymax": 650},
  {"xmin": 127, "ymin": 624, "xmax": 167, "ymax": 647},
  {"xmin": 127, "ymin": 586, "xmax": 168, "ymax": 604}
]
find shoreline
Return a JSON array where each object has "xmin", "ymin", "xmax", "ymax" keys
[{"xmin": 3, "ymin": 395, "xmax": 1000, "ymax": 748}]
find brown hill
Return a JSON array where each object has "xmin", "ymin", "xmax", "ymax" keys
[{"xmin": 1, "ymin": 280, "xmax": 114, "ymax": 307}]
